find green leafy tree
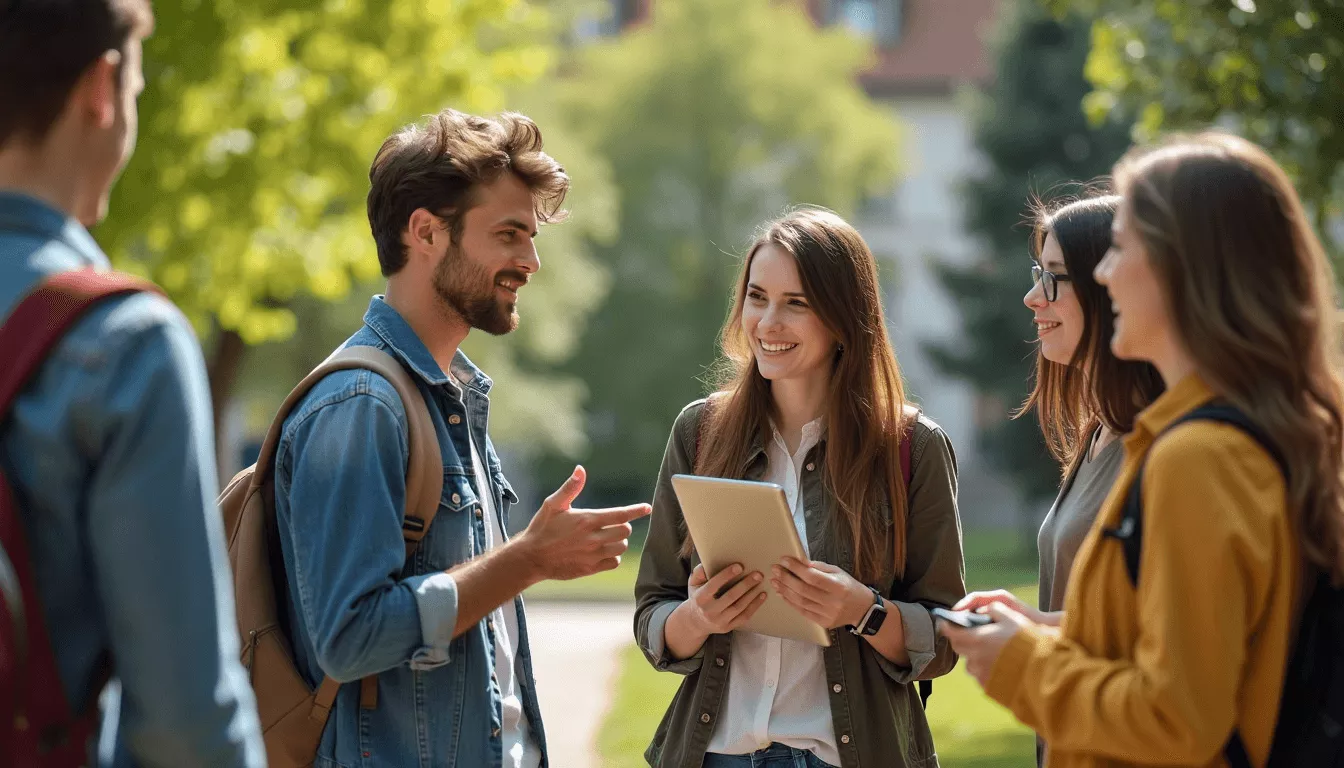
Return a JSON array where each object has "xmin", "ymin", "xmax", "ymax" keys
[
  {"xmin": 927, "ymin": 1, "xmax": 1133, "ymax": 537},
  {"xmin": 1049, "ymin": 0, "xmax": 1344, "ymax": 253},
  {"xmin": 545, "ymin": 0, "xmax": 901, "ymax": 503},
  {"xmin": 98, "ymin": 0, "xmax": 614, "ymax": 456}
]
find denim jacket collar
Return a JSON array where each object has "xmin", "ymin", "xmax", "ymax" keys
[
  {"xmin": 0, "ymin": 191, "xmax": 107, "ymax": 269},
  {"xmin": 361, "ymin": 296, "xmax": 493, "ymax": 396}
]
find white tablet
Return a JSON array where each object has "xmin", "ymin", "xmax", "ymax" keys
[{"xmin": 670, "ymin": 474, "xmax": 831, "ymax": 646}]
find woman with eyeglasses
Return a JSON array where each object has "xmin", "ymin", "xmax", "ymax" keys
[
  {"xmin": 952, "ymin": 194, "xmax": 1163, "ymax": 764},
  {"xmin": 940, "ymin": 133, "xmax": 1344, "ymax": 767}
]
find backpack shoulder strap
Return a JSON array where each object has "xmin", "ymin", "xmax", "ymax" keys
[
  {"xmin": 1102, "ymin": 404, "xmax": 1281, "ymax": 767},
  {"xmin": 325, "ymin": 346, "xmax": 443, "ymax": 552},
  {"xmin": 252, "ymin": 345, "xmax": 443, "ymax": 713},
  {"xmin": 692, "ymin": 395, "xmax": 717, "ymax": 472},
  {"xmin": 250, "ymin": 345, "xmax": 443, "ymax": 550},
  {"xmin": 899, "ymin": 412, "xmax": 915, "ymax": 489},
  {"xmin": 0, "ymin": 269, "xmax": 157, "ymax": 749},
  {"xmin": 1108, "ymin": 402, "xmax": 1286, "ymax": 588},
  {"xmin": 0, "ymin": 269, "xmax": 159, "ymax": 418}
]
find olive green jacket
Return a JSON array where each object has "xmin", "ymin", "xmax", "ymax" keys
[{"xmin": 634, "ymin": 399, "xmax": 967, "ymax": 768}]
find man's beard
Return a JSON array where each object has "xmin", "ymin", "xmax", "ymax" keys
[{"xmin": 432, "ymin": 244, "xmax": 524, "ymax": 336}]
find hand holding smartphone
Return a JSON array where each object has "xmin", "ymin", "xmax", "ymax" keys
[{"xmin": 931, "ymin": 607, "xmax": 994, "ymax": 629}]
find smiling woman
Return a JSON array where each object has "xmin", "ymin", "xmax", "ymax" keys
[{"xmin": 633, "ymin": 207, "xmax": 967, "ymax": 768}]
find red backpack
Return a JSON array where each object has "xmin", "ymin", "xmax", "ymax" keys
[{"xmin": 0, "ymin": 269, "xmax": 160, "ymax": 767}]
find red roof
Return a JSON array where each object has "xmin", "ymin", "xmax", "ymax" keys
[
  {"xmin": 622, "ymin": 0, "xmax": 1000, "ymax": 94},
  {"xmin": 857, "ymin": 0, "xmax": 1001, "ymax": 94}
]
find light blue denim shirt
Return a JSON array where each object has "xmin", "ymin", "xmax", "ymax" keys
[
  {"xmin": 0, "ymin": 192, "xmax": 265, "ymax": 767},
  {"xmin": 273, "ymin": 296, "xmax": 547, "ymax": 768}
]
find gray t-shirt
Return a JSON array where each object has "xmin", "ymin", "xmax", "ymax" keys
[{"xmin": 1036, "ymin": 432, "xmax": 1125, "ymax": 612}]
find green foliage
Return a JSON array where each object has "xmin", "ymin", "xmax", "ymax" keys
[
  {"xmin": 927, "ymin": 0, "xmax": 1133, "ymax": 506},
  {"xmin": 103, "ymin": 0, "xmax": 553, "ymax": 343},
  {"xmin": 1048, "ymin": 0, "xmax": 1344, "ymax": 251},
  {"xmin": 108, "ymin": 0, "xmax": 618, "ymax": 455},
  {"xmin": 546, "ymin": 0, "xmax": 901, "ymax": 501}
]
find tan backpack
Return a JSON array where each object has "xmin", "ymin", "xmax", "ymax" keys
[{"xmin": 219, "ymin": 346, "xmax": 443, "ymax": 768}]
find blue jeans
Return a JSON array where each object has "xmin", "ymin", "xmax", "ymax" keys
[{"xmin": 702, "ymin": 743, "xmax": 839, "ymax": 768}]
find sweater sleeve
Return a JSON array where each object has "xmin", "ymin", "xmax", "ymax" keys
[{"xmin": 984, "ymin": 423, "xmax": 1289, "ymax": 764}]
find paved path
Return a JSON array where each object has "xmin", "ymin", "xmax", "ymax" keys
[{"xmin": 528, "ymin": 601, "xmax": 637, "ymax": 768}]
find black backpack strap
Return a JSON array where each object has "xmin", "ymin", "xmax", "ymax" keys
[
  {"xmin": 918, "ymin": 679, "xmax": 932, "ymax": 709},
  {"xmin": 1102, "ymin": 403, "xmax": 1283, "ymax": 767},
  {"xmin": 1104, "ymin": 403, "xmax": 1287, "ymax": 587},
  {"xmin": 1224, "ymin": 733, "xmax": 1254, "ymax": 768}
]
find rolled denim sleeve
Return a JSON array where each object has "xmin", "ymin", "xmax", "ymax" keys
[
  {"xmin": 406, "ymin": 572, "xmax": 459, "ymax": 669},
  {"xmin": 81, "ymin": 295, "xmax": 265, "ymax": 768},
  {"xmin": 275, "ymin": 374, "xmax": 457, "ymax": 682},
  {"xmin": 875, "ymin": 420, "xmax": 967, "ymax": 685}
]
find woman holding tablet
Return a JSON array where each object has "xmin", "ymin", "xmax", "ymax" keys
[
  {"xmin": 635, "ymin": 207, "xmax": 966, "ymax": 768},
  {"xmin": 941, "ymin": 133, "xmax": 1344, "ymax": 766}
]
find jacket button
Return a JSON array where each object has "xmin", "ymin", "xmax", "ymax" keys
[
  {"xmin": 833, "ymin": 684, "xmax": 842, "ymax": 693},
  {"xmin": 806, "ymin": 462, "xmax": 815, "ymax": 471},
  {"xmin": 452, "ymin": 493, "xmax": 461, "ymax": 504},
  {"xmin": 700, "ymin": 713, "xmax": 711, "ymax": 724},
  {"xmin": 492, "ymin": 727, "xmax": 501, "ymax": 738},
  {"xmin": 841, "ymin": 734, "xmax": 851, "ymax": 744},
  {"xmin": 475, "ymin": 507, "xmax": 483, "ymax": 519},
  {"xmin": 449, "ymin": 414, "xmax": 462, "ymax": 425},
  {"xmin": 715, "ymin": 657, "xmax": 725, "ymax": 667}
]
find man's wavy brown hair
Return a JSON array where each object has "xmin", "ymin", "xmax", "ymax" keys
[
  {"xmin": 1115, "ymin": 132, "xmax": 1344, "ymax": 581},
  {"xmin": 366, "ymin": 108, "xmax": 569, "ymax": 276}
]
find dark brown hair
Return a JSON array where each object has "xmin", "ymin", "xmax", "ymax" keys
[
  {"xmin": 1115, "ymin": 132, "xmax": 1344, "ymax": 580},
  {"xmin": 0, "ymin": 0, "xmax": 153, "ymax": 148},
  {"xmin": 687, "ymin": 208, "xmax": 912, "ymax": 582},
  {"xmin": 366, "ymin": 109, "xmax": 570, "ymax": 276},
  {"xmin": 1019, "ymin": 195, "xmax": 1164, "ymax": 473}
]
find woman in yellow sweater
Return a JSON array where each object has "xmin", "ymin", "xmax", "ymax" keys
[{"xmin": 940, "ymin": 132, "xmax": 1344, "ymax": 767}]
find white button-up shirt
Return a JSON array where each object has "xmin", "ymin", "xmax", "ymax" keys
[{"xmin": 705, "ymin": 418, "xmax": 838, "ymax": 765}]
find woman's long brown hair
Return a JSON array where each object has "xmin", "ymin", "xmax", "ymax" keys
[
  {"xmin": 1116, "ymin": 132, "xmax": 1344, "ymax": 580},
  {"xmin": 681, "ymin": 208, "xmax": 911, "ymax": 583},
  {"xmin": 1018, "ymin": 195, "xmax": 1164, "ymax": 475}
]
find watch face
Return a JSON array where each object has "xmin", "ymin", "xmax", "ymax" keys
[{"xmin": 863, "ymin": 602, "xmax": 888, "ymax": 635}]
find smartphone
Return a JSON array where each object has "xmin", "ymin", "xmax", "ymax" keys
[{"xmin": 931, "ymin": 607, "xmax": 993, "ymax": 628}]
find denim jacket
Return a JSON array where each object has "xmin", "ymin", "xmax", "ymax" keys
[
  {"xmin": 0, "ymin": 192, "xmax": 265, "ymax": 767},
  {"xmin": 273, "ymin": 296, "xmax": 547, "ymax": 768}
]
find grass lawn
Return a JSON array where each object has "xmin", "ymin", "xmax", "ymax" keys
[{"xmin": 588, "ymin": 530, "xmax": 1043, "ymax": 767}]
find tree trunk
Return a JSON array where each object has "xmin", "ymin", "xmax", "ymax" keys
[{"xmin": 207, "ymin": 328, "xmax": 247, "ymax": 483}]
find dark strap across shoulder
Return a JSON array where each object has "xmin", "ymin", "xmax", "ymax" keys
[
  {"xmin": 0, "ymin": 269, "xmax": 159, "ymax": 762},
  {"xmin": 1103, "ymin": 402, "xmax": 1284, "ymax": 768},
  {"xmin": 0, "ymin": 269, "xmax": 160, "ymax": 418}
]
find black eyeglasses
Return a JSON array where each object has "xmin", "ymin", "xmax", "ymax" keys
[{"xmin": 1031, "ymin": 263, "xmax": 1073, "ymax": 302}]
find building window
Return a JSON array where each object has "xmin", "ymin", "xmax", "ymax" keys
[
  {"xmin": 827, "ymin": 0, "xmax": 903, "ymax": 47},
  {"xmin": 572, "ymin": 0, "xmax": 643, "ymax": 41}
]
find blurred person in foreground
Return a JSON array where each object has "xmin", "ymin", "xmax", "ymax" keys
[{"xmin": 0, "ymin": 0, "xmax": 265, "ymax": 765}]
